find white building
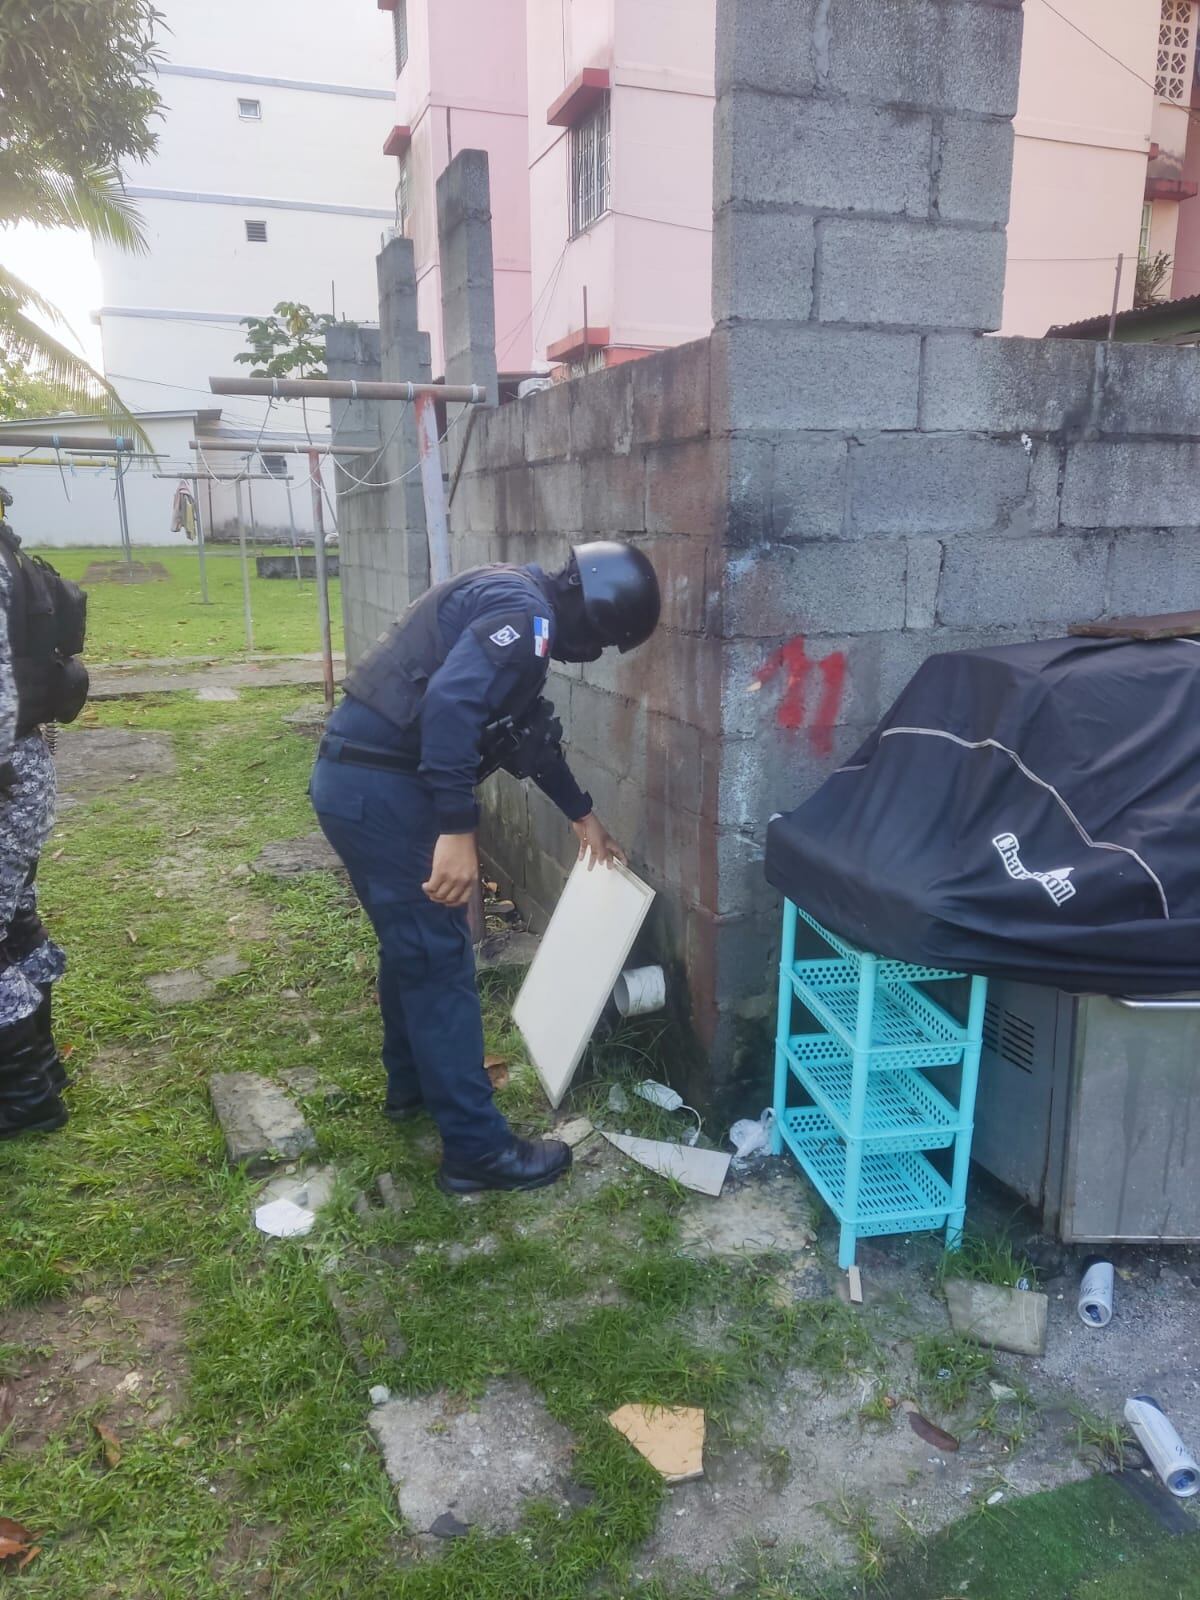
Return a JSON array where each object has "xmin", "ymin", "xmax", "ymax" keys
[{"xmin": 85, "ymin": 0, "xmax": 397, "ymax": 542}]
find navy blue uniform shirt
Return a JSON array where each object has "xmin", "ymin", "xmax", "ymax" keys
[{"xmin": 333, "ymin": 563, "xmax": 592, "ymax": 834}]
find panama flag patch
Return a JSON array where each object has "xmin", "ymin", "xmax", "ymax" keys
[{"xmin": 534, "ymin": 616, "xmax": 551, "ymax": 658}]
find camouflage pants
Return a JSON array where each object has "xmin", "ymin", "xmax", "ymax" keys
[{"xmin": 0, "ymin": 732, "xmax": 65, "ymax": 1029}]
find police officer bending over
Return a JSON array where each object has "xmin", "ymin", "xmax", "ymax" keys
[{"xmin": 311, "ymin": 542, "xmax": 659, "ymax": 1195}]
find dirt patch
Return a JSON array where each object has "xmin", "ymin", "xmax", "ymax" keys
[
  {"xmin": 54, "ymin": 728, "xmax": 176, "ymax": 809},
  {"xmin": 211, "ymin": 1519, "xmax": 284, "ymax": 1596},
  {"xmin": 0, "ymin": 1276, "xmax": 190, "ymax": 1456}
]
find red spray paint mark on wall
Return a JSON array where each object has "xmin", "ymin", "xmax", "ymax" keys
[{"xmin": 753, "ymin": 637, "xmax": 847, "ymax": 756}]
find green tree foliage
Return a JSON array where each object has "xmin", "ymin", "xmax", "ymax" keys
[
  {"xmin": 235, "ymin": 303, "xmax": 336, "ymax": 381},
  {"xmin": 0, "ymin": 1, "xmax": 162, "ymax": 432}
]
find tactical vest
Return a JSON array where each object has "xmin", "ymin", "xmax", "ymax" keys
[
  {"xmin": 0, "ymin": 524, "xmax": 89, "ymax": 735},
  {"xmin": 343, "ymin": 564, "xmax": 536, "ymax": 733}
]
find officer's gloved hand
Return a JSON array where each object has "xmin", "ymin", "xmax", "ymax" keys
[{"xmin": 423, "ymin": 832, "xmax": 480, "ymax": 908}]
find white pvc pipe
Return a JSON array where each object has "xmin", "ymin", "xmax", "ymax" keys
[{"xmin": 614, "ymin": 965, "xmax": 666, "ymax": 1018}]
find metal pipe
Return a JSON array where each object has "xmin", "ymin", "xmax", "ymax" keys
[
  {"xmin": 308, "ymin": 449, "xmax": 335, "ymax": 712},
  {"xmin": 209, "ymin": 376, "xmax": 487, "ymax": 404},
  {"xmin": 193, "ymin": 472, "xmax": 210, "ymax": 605},
  {"xmin": 1114, "ymin": 996, "xmax": 1200, "ymax": 1011},
  {"xmin": 0, "ymin": 457, "xmax": 113, "ymax": 468},
  {"xmin": 152, "ymin": 471, "xmax": 286, "ymax": 482},
  {"xmin": 414, "ymin": 389, "xmax": 452, "ymax": 585},
  {"xmin": 284, "ymin": 476, "xmax": 302, "ymax": 585},
  {"xmin": 113, "ymin": 458, "xmax": 134, "ymax": 570},
  {"xmin": 1108, "ymin": 253, "xmax": 1124, "ymax": 342},
  {"xmin": 190, "ymin": 439, "xmax": 376, "ymax": 457},
  {"xmin": 0, "ymin": 433, "xmax": 136, "ymax": 452},
  {"xmin": 233, "ymin": 478, "xmax": 255, "ymax": 652}
]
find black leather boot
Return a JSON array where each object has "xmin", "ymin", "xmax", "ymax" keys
[
  {"xmin": 35, "ymin": 985, "xmax": 69, "ymax": 1093},
  {"xmin": 438, "ymin": 1137, "xmax": 571, "ymax": 1195},
  {"xmin": 0, "ymin": 1013, "xmax": 68, "ymax": 1139}
]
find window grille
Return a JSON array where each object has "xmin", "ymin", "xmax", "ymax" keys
[
  {"xmin": 394, "ymin": 0, "xmax": 409, "ymax": 73},
  {"xmin": 396, "ymin": 157, "xmax": 411, "ymax": 236},
  {"xmin": 1156, "ymin": 0, "xmax": 1196, "ymax": 102},
  {"xmin": 570, "ymin": 94, "xmax": 611, "ymax": 237},
  {"xmin": 245, "ymin": 220, "xmax": 268, "ymax": 243},
  {"xmin": 238, "ymin": 98, "xmax": 262, "ymax": 120}
]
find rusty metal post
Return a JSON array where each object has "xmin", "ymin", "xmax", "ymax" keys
[{"xmin": 308, "ymin": 448, "xmax": 336, "ymax": 712}]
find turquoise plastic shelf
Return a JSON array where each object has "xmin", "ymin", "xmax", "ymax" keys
[
  {"xmin": 771, "ymin": 900, "xmax": 988, "ymax": 1268},
  {"xmin": 790, "ymin": 963, "xmax": 966, "ymax": 1068},
  {"xmin": 784, "ymin": 1034, "xmax": 964, "ymax": 1154},
  {"xmin": 779, "ymin": 1106, "xmax": 955, "ymax": 1235},
  {"xmin": 794, "ymin": 905, "xmax": 967, "ymax": 983}
]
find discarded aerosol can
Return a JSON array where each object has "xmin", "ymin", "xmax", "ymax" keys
[
  {"xmin": 1124, "ymin": 1395, "xmax": 1200, "ymax": 1497},
  {"xmin": 1077, "ymin": 1256, "xmax": 1114, "ymax": 1328}
]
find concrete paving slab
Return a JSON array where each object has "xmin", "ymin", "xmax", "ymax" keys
[
  {"xmin": 368, "ymin": 1379, "xmax": 576, "ymax": 1538},
  {"xmin": 209, "ymin": 1072, "xmax": 316, "ymax": 1172},
  {"xmin": 53, "ymin": 727, "xmax": 175, "ymax": 809},
  {"xmin": 89, "ymin": 655, "xmax": 344, "ymax": 700},
  {"xmin": 945, "ymin": 1279, "xmax": 1048, "ymax": 1357},
  {"xmin": 196, "ymin": 686, "xmax": 239, "ymax": 702},
  {"xmin": 252, "ymin": 833, "xmax": 342, "ymax": 877}
]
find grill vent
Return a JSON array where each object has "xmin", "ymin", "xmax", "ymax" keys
[
  {"xmin": 983, "ymin": 1002, "xmax": 1037, "ymax": 1074},
  {"xmin": 245, "ymin": 220, "xmax": 268, "ymax": 243}
]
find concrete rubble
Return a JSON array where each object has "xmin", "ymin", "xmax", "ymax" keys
[
  {"xmin": 368, "ymin": 1380, "xmax": 576, "ymax": 1539},
  {"xmin": 252, "ymin": 833, "xmax": 343, "ymax": 878},
  {"xmin": 147, "ymin": 953, "xmax": 248, "ymax": 1007},
  {"xmin": 945, "ymin": 1278, "xmax": 1049, "ymax": 1358},
  {"xmin": 209, "ymin": 1072, "xmax": 317, "ymax": 1172}
]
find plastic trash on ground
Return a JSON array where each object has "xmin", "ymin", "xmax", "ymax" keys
[
  {"xmin": 728, "ymin": 1107, "xmax": 775, "ymax": 1164},
  {"xmin": 254, "ymin": 1197, "xmax": 315, "ymax": 1238}
]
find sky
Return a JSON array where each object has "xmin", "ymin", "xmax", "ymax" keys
[{"xmin": 4, "ymin": 221, "xmax": 105, "ymax": 369}]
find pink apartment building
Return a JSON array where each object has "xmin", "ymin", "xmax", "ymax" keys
[{"xmin": 379, "ymin": 0, "xmax": 1200, "ymax": 376}]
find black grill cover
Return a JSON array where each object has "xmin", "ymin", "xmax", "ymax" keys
[{"xmin": 764, "ymin": 636, "xmax": 1200, "ymax": 994}]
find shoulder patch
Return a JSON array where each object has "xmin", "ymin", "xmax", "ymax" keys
[
  {"xmin": 533, "ymin": 616, "xmax": 551, "ymax": 657},
  {"xmin": 490, "ymin": 624, "xmax": 521, "ymax": 648}
]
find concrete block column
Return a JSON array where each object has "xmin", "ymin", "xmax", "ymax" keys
[
  {"xmin": 712, "ymin": 0, "xmax": 1022, "ymax": 337},
  {"xmin": 377, "ymin": 235, "xmax": 432, "ymax": 605}
]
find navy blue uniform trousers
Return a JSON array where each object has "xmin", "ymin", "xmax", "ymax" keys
[{"xmin": 310, "ymin": 713, "xmax": 510, "ymax": 1160}]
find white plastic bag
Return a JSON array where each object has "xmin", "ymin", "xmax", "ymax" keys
[{"xmin": 728, "ymin": 1107, "xmax": 775, "ymax": 1162}]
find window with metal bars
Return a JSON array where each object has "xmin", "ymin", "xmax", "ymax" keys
[
  {"xmin": 245, "ymin": 219, "xmax": 268, "ymax": 243},
  {"xmin": 393, "ymin": 0, "xmax": 409, "ymax": 73},
  {"xmin": 396, "ymin": 156, "xmax": 411, "ymax": 236},
  {"xmin": 569, "ymin": 94, "xmax": 611, "ymax": 237},
  {"xmin": 1156, "ymin": 0, "xmax": 1196, "ymax": 101}
]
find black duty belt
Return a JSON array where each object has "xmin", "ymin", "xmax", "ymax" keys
[{"xmin": 318, "ymin": 734, "xmax": 420, "ymax": 775}]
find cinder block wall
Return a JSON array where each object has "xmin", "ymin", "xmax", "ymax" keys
[
  {"xmin": 453, "ymin": 347, "xmax": 731, "ymax": 1064},
  {"xmin": 336, "ymin": 1, "xmax": 1200, "ymax": 1113}
]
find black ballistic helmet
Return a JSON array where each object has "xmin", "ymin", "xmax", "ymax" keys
[{"xmin": 571, "ymin": 541, "xmax": 661, "ymax": 653}]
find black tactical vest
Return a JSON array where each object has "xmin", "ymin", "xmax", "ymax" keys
[
  {"xmin": 343, "ymin": 564, "xmax": 532, "ymax": 733},
  {"xmin": 0, "ymin": 524, "xmax": 89, "ymax": 735}
]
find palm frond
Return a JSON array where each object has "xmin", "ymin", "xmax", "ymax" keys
[
  {"xmin": 0, "ymin": 167, "xmax": 148, "ymax": 253},
  {"xmin": 0, "ymin": 271, "xmax": 152, "ymax": 449}
]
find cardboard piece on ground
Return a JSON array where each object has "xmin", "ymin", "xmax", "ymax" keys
[
  {"xmin": 513, "ymin": 859, "xmax": 655, "ymax": 1109},
  {"xmin": 608, "ymin": 1404, "xmax": 705, "ymax": 1484},
  {"xmin": 601, "ymin": 1131, "xmax": 730, "ymax": 1197}
]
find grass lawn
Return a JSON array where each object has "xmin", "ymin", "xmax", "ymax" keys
[
  {"xmin": 0, "ymin": 686, "xmax": 1196, "ymax": 1598},
  {"xmin": 30, "ymin": 545, "xmax": 343, "ymax": 665}
]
